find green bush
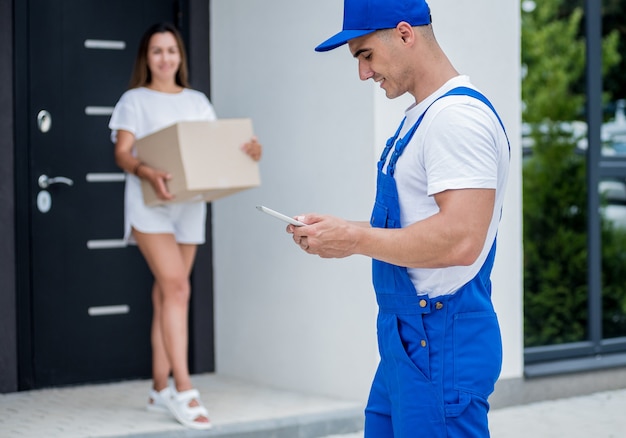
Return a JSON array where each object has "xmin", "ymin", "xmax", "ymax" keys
[
  {"xmin": 523, "ymin": 132, "xmax": 626, "ymax": 346},
  {"xmin": 522, "ymin": 129, "xmax": 588, "ymax": 347},
  {"xmin": 600, "ymin": 213, "xmax": 626, "ymax": 339}
]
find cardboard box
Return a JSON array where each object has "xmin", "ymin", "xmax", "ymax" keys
[{"xmin": 135, "ymin": 119, "xmax": 260, "ymax": 206}]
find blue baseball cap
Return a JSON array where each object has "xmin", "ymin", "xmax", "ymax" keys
[{"xmin": 315, "ymin": 0, "xmax": 432, "ymax": 52}]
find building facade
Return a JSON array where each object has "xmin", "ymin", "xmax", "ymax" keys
[{"xmin": 3, "ymin": 0, "xmax": 626, "ymax": 406}]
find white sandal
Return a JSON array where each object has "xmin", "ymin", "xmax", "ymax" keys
[
  {"xmin": 166, "ymin": 388, "xmax": 212, "ymax": 430},
  {"xmin": 146, "ymin": 387, "xmax": 170, "ymax": 413}
]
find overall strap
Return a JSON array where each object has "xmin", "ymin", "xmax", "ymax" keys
[
  {"xmin": 377, "ymin": 117, "xmax": 406, "ymax": 172},
  {"xmin": 442, "ymin": 86, "xmax": 510, "ymax": 154},
  {"xmin": 383, "ymin": 86, "xmax": 510, "ymax": 176}
]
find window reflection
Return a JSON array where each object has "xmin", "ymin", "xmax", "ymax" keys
[
  {"xmin": 522, "ymin": 0, "xmax": 626, "ymax": 365},
  {"xmin": 602, "ymin": 100, "xmax": 626, "ymax": 156}
]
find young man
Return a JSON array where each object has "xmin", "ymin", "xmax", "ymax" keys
[{"xmin": 287, "ymin": 0, "xmax": 510, "ymax": 436}]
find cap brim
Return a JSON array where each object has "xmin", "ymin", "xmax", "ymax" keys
[{"xmin": 315, "ymin": 29, "xmax": 376, "ymax": 52}]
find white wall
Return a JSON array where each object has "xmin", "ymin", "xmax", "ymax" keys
[
  {"xmin": 431, "ymin": 0, "xmax": 524, "ymax": 380},
  {"xmin": 210, "ymin": 0, "xmax": 522, "ymax": 400}
]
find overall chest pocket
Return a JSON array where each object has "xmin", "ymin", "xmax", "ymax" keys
[{"xmin": 371, "ymin": 202, "xmax": 399, "ymax": 229}]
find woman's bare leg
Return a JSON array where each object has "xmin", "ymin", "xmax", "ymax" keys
[
  {"xmin": 150, "ymin": 281, "xmax": 171, "ymax": 391},
  {"xmin": 134, "ymin": 230, "xmax": 207, "ymax": 424}
]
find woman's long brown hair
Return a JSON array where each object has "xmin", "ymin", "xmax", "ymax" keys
[{"xmin": 128, "ymin": 22, "xmax": 190, "ymax": 89}]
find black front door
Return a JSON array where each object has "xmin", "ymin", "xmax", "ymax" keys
[{"xmin": 19, "ymin": 0, "xmax": 182, "ymax": 388}]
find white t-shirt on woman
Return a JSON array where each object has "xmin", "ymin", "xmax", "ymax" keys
[{"xmin": 109, "ymin": 87, "xmax": 217, "ymax": 244}]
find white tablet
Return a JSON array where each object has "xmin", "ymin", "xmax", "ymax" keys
[{"xmin": 256, "ymin": 205, "xmax": 306, "ymax": 226}]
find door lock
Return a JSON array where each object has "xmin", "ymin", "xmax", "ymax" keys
[
  {"xmin": 37, "ymin": 110, "xmax": 52, "ymax": 133},
  {"xmin": 38, "ymin": 174, "xmax": 74, "ymax": 189}
]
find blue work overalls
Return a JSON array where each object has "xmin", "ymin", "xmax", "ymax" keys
[{"xmin": 364, "ymin": 87, "xmax": 508, "ymax": 438}]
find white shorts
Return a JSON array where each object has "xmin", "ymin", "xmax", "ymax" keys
[{"xmin": 124, "ymin": 175, "xmax": 207, "ymax": 245}]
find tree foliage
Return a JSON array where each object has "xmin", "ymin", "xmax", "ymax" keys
[
  {"xmin": 521, "ymin": 0, "xmax": 586, "ymax": 123},
  {"xmin": 522, "ymin": 0, "xmax": 620, "ymax": 123},
  {"xmin": 603, "ymin": 0, "xmax": 626, "ymax": 102}
]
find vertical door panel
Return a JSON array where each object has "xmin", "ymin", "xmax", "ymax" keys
[{"xmin": 28, "ymin": 0, "xmax": 180, "ymax": 387}]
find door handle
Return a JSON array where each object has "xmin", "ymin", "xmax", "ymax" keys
[{"xmin": 38, "ymin": 174, "xmax": 74, "ymax": 189}]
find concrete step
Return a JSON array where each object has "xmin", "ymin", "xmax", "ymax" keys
[{"xmin": 0, "ymin": 373, "xmax": 364, "ymax": 438}]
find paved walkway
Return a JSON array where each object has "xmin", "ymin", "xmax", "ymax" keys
[
  {"xmin": 330, "ymin": 387, "xmax": 626, "ymax": 438},
  {"xmin": 2, "ymin": 372, "xmax": 626, "ymax": 437},
  {"xmin": 0, "ymin": 373, "xmax": 363, "ymax": 437},
  {"xmin": 326, "ymin": 390, "xmax": 626, "ymax": 438},
  {"xmin": 489, "ymin": 387, "xmax": 626, "ymax": 437}
]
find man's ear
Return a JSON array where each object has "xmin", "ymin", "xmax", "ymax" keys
[{"xmin": 396, "ymin": 21, "xmax": 414, "ymax": 44}]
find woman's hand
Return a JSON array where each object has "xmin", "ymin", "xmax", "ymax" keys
[
  {"xmin": 136, "ymin": 165, "xmax": 174, "ymax": 201},
  {"xmin": 241, "ymin": 136, "xmax": 262, "ymax": 161},
  {"xmin": 114, "ymin": 129, "xmax": 174, "ymax": 201}
]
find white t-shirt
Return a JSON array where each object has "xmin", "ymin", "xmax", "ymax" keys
[
  {"xmin": 108, "ymin": 87, "xmax": 218, "ymax": 243},
  {"xmin": 109, "ymin": 87, "xmax": 217, "ymax": 142},
  {"xmin": 389, "ymin": 75, "xmax": 510, "ymax": 297}
]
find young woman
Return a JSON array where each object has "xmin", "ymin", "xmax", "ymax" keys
[{"xmin": 109, "ymin": 22, "xmax": 262, "ymax": 430}]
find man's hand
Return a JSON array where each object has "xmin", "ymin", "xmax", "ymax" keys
[{"xmin": 287, "ymin": 214, "xmax": 367, "ymax": 258}]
